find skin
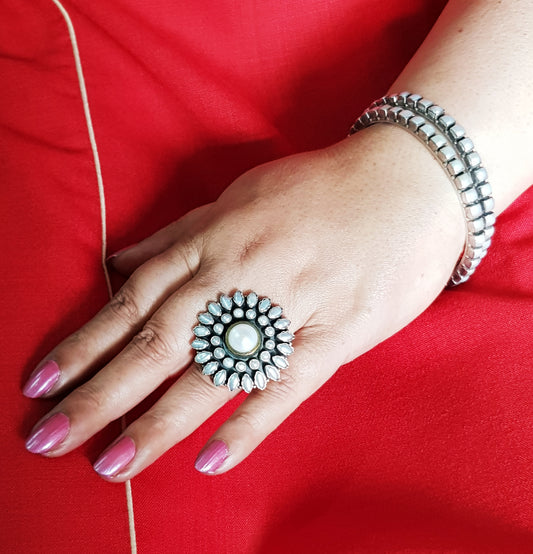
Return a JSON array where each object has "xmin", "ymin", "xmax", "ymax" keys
[{"xmin": 25, "ymin": 0, "xmax": 532, "ymax": 480}]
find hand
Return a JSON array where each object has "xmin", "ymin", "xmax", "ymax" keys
[{"xmin": 23, "ymin": 125, "xmax": 464, "ymax": 480}]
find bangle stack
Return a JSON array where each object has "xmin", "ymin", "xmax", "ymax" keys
[{"xmin": 350, "ymin": 92, "xmax": 495, "ymax": 286}]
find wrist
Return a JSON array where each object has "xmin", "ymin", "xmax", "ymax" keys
[
  {"xmin": 331, "ymin": 123, "xmax": 465, "ymax": 262},
  {"xmin": 326, "ymin": 124, "xmax": 465, "ymax": 325}
]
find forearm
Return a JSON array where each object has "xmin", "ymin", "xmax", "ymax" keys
[{"xmin": 390, "ymin": 0, "xmax": 533, "ymax": 214}]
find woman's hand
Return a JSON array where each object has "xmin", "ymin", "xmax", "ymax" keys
[{"xmin": 23, "ymin": 125, "xmax": 464, "ymax": 480}]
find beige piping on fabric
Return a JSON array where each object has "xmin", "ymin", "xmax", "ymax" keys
[{"xmin": 50, "ymin": 1, "xmax": 138, "ymax": 552}]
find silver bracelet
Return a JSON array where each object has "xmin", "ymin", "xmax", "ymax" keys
[{"xmin": 349, "ymin": 92, "xmax": 495, "ymax": 286}]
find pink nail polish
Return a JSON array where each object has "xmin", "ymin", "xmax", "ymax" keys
[
  {"xmin": 23, "ymin": 360, "xmax": 60, "ymax": 398},
  {"xmin": 93, "ymin": 436, "xmax": 136, "ymax": 477},
  {"xmin": 194, "ymin": 440, "xmax": 229, "ymax": 474},
  {"xmin": 25, "ymin": 413, "xmax": 70, "ymax": 454},
  {"xmin": 106, "ymin": 244, "xmax": 137, "ymax": 263}
]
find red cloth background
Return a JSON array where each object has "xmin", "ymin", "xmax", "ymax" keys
[{"xmin": 2, "ymin": 1, "xmax": 532, "ymax": 552}]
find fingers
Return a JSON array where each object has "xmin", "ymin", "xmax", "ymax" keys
[
  {"xmin": 92, "ymin": 364, "xmax": 235, "ymax": 480},
  {"xmin": 26, "ymin": 281, "xmax": 310, "ymax": 456},
  {"xmin": 88, "ymin": 330, "xmax": 335, "ymax": 481},
  {"xmin": 24, "ymin": 279, "xmax": 210, "ymax": 455},
  {"xmin": 109, "ymin": 205, "xmax": 210, "ymax": 276},
  {"xmin": 194, "ymin": 330, "xmax": 336, "ymax": 475},
  {"xmin": 23, "ymin": 246, "xmax": 199, "ymax": 399},
  {"xmin": 25, "ymin": 245, "xmax": 329, "ymax": 480}
]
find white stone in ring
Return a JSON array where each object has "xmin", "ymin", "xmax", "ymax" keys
[{"xmin": 225, "ymin": 322, "xmax": 261, "ymax": 356}]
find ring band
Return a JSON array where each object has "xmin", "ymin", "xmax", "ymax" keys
[{"xmin": 192, "ymin": 291, "xmax": 294, "ymax": 392}]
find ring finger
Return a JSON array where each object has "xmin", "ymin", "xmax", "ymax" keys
[{"xmin": 91, "ymin": 328, "xmax": 338, "ymax": 481}]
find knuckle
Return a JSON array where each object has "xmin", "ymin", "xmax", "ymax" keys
[
  {"xmin": 185, "ymin": 368, "xmax": 232, "ymax": 404},
  {"xmin": 190, "ymin": 268, "xmax": 218, "ymax": 291},
  {"xmin": 141, "ymin": 410, "xmax": 179, "ymax": 437},
  {"xmin": 171, "ymin": 241, "xmax": 201, "ymax": 280},
  {"xmin": 232, "ymin": 410, "xmax": 266, "ymax": 435},
  {"xmin": 130, "ymin": 322, "xmax": 178, "ymax": 365},
  {"xmin": 70, "ymin": 381, "xmax": 110, "ymax": 414},
  {"xmin": 266, "ymin": 371, "xmax": 300, "ymax": 403},
  {"xmin": 58, "ymin": 328, "xmax": 88, "ymax": 356},
  {"xmin": 107, "ymin": 285, "xmax": 142, "ymax": 326}
]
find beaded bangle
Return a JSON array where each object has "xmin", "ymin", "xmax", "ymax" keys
[{"xmin": 350, "ymin": 92, "xmax": 495, "ymax": 286}]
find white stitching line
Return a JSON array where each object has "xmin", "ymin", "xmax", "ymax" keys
[{"xmin": 50, "ymin": 2, "xmax": 138, "ymax": 553}]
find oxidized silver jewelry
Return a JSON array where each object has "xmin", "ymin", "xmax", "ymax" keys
[
  {"xmin": 192, "ymin": 291, "xmax": 294, "ymax": 392},
  {"xmin": 350, "ymin": 91, "xmax": 495, "ymax": 286}
]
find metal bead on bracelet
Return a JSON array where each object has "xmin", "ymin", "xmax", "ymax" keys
[{"xmin": 350, "ymin": 91, "xmax": 495, "ymax": 286}]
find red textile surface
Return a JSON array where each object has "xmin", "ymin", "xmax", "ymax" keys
[{"xmin": 2, "ymin": 1, "xmax": 532, "ymax": 552}]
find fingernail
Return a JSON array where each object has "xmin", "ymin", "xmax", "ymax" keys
[
  {"xmin": 93, "ymin": 436, "xmax": 136, "ymax": 477},
  {"xmin": 23, "ymin": 360, "xmax": 60, "ymax": 398},
  {"xmin": 194, "ymin": 440, "xmax": 229, "ymax": 474},
  {"xmin": 26, "ymin": 413, "xmax": 70, "ymax": 454},
  {"xmin": 106, "ymin": 244, "xmax": 137, "ymax": 263}
]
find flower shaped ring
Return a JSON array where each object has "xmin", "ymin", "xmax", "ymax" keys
[{"xmin": 192, "ymin": 291, "xmax": 294, "ymax": 392}]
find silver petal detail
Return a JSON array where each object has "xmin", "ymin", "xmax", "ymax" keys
[
  {"xmin": 277, "ymin": 331, "xmax": 295, "ymax": 342},
  {"xmin": 222, "ymin": 357, "xmax": 235, "ymax": 369},
  {"xmin": 208, "ymin": 302, "xmax": 222, "ymax": 317},
  {"xmin": 213, "ymin": 370, "xmax": 227, "ymax": 386},
  {"xmin": 277, "ymin": 343, "xmax": 294, "ymax": 356},
  {"xmin": 257, "ymin": 315, "xmax": 269, "ymax": 327},
  {"xmin": 195, "ymin": 351, "xmax": 211, "ymax": 364},
  {"xmin": 272, "ymin": 355, "xmax": 289, "ymax": 369},
  {"xmin": 198, "ymin": 312, "xmax": 214, "ymax": 325},
  {"xmin": 233, "ymin": 291, "xmax": 245, "ymax": 306},
  {"xmin": 219, "ymin": 295, "xmax": 233, "ymax": 311},
  {"xmin": 202, "ymin": 361, "xmax": 219, "ymax": 375},
  {"xmin": 195, "ymin": 291, "xmax": 293, "ymax": 392},
  {"xmin": 228, "ymin": 373, "xmax": 240, "ymax": 391},
  {"xmin": 213, "ymin": 347, "xmax": 225, "ymax": 359},
  {"xmin": 258, "ymin": 298, "xmax": 271, "ymax": 313},
  {"xmin": 246, "ymin": 292, "xmax": 258, "ymax": 308},
  {"xmin": 241, "ymin": 373, "xmax": 253, "ymax": 393},
  {"xmin": 221, "ymin": 313, "xmax": 232, "ymax": 324},
  {"xmin": 268, "ymin": 306, "xmax": 282, "ymax": 319},
  {"xmin": 265, "ymin": 364, "xmax": 281, "ymax": 381},
  {"xmin": 192, "ymin": 338, "xmax": 209, "ymax": 350},
  {"xmin": 194, "ymin": 325, "xmax": 210, "ymax": 337},
  {"xmin": 254, "ymin": 371, "xmax": 267, "ymax": 390}
]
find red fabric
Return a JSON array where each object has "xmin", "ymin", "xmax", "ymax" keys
[{"xmin": 2, "ymin": 1, "xmax": 532, "ymax": 552}]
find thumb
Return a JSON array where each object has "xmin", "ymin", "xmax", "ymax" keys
[{"xmin": 107, "ymin": 203, "xmax": 211, "ymax": 276}]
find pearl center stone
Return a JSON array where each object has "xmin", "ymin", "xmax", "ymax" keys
[{"xmin": 225, "ymin": 322, "xmax": 261, "ymax": 356}]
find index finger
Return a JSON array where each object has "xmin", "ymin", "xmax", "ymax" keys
[{"xmin": 22, "ymin": 248, "xmax": 197, "ymax": 399}]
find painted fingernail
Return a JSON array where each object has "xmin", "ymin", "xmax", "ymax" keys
[
  {"xmin": 93, "ymin": 436, "xmax": 136, "ymax": 477},
  {"xmin": 23, "ymin": 360, "xmax": 60, "ymax": 398},
  {"xmin": 194, "ymin": 440, "xmax": 229, "ymax": 474},
  {"xmin": 26, "ymin": 413, "xmax": 70, "ymax": 454},
  {"xmin": 106, "ymin": 244, "xmax": 137, "ymax": 263}
]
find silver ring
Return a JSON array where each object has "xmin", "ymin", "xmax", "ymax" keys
[{"xmin": 192, "ymin": 291, "xmax": 294, "ymax": 392}]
